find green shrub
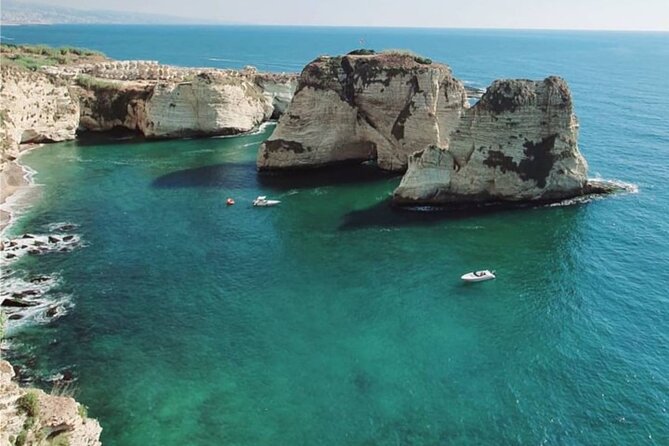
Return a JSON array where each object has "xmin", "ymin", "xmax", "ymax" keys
[
  {"xmin": 75, "ymin": 74, "xmax": 118, "ymax": 90},
  {"xmin": 380, "ymin": 49, "xmax": 432, "ymax": 64},
  {"xmin": 14, "ymin": 430, "xmax": 26, "ymax": 446},
  {"xmin": 413, "ymin": 55, "xmax": 432, "ymax": 65},
  {"xmin": 77, "ymin": 403, "xmax": 88, "ymax": 418},
  {"xmin": 49, "ymin": 433, "xmax": 71, "ymax": 446},
  {"xmin": 347, "ymin": 48, "xmax": 376, "ymax": 56},
  {"xmin": 16, "ymin": 391, "xmax": 39, "ymax": 418}
]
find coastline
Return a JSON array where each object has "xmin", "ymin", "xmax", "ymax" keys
[{"xmin": 0, "ymin": 145, "xmax": 41, "ymax": 237}]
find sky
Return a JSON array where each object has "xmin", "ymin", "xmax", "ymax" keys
[{"xmin": 12, "ymin": 0, "xmax": 669, "ymax": 31}]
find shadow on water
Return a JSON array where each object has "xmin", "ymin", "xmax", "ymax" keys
[
  {"xmin": 75, "ymin": 128, "xmax": 146, "ymax": 146},
  {"xmin": 152, "ymin": 162, "xmax": 400, "ymax": 191},
  {"xmin": 339, "ymin": 198, "xmax": 588, "ymax": 230}
]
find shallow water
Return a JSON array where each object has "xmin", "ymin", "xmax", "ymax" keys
[{"xmin": 3, "ymin": 26, "xmax": 669, "ymax": 445}]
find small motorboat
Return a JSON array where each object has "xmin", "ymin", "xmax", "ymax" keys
[
  {"xmin": 461, "ymin": 270, "xmax": 496, "ymax": 282},
  {"xmin": 253, "ymin": 196, "xmax": 281, "ymax": 207},
  {"xmin": 226, "ymin": 198, "xmax": 235, "ymax": 206}
]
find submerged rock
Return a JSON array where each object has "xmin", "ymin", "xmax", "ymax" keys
[
  {"xmin": 393, "ymin": 77, "xmax": 588, "ymax": 205},
  {"xmin": 2, "ymin": 297, "xmax": 38, "ymax": 308},
  {"xmin": 257, "ymin": 51, "xmax": 468, "ymax": 172}
]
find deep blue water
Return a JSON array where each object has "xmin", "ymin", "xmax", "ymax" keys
[{"xmin": 3, "ymin": 26, "xmax": 669, "ymax": 445}]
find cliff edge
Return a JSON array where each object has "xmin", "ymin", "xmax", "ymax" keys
[{"xmin": 0, "ymin": 360, "xmax": 102, "ymax": 446}]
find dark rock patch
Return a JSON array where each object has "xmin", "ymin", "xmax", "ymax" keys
[
  {"xmin": 264, "ymin": 139, "xmax": 306, "ymax": 154},
  {"xmin": 483, "ymin": 134, "xmax": 557, "ymax": 188}
]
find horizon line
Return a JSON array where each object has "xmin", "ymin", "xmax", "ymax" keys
[{"xmin": 3, "ymin": 22, "xmax": 669, "ymax": 33}]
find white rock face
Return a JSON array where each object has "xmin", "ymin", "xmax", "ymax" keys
[
  {"xmin": 257, "ymin": 53, "xmax": 468, "ymax": 172},
  {"xmin": 393, "ymin": 77, "xmax": 588, "ymax": 204},
  {"xmin": 253, "ymin": 74, "xmax": 298, "ymax": 118},
  {"xmin": 75, "ymin": 72, "xmax": 278, "ymax": 138},
  {"xmin": 0, "ymin": 360, "xmax": 102, "ymax": 446},
  {"xmin": 0, "ymin": 67, "xmax": 79, "ymax": 169},
  {"xmin": 142, "ymin": 74, "xmax": 273, "ymax": 138}
]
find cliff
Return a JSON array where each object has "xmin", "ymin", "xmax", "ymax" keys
[
  {"xmin": 257, "ymin": 51, "xmax": 468, "ymax": 172},
  {"xmin": 69, "ymin": 62, "xmax": 294, "ymax": 137},
  {"xmin": 0, "ymin": 360, "xmax": 102, "ymax": 446},
  {"xmin": 0, "ymin": 66, "xmax": 79, "ymax": 171},
  {"xmin": 393, "ymin": 77, "xmax": 588, "ymax": 205},
  {"xmin": 0, "ymin": 58, "xmax": 298, "ymax": 172}
]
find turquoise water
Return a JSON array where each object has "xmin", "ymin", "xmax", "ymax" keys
[{"xmin": 4, "ymin": 27, "xmax": 669, "ymax": 445}]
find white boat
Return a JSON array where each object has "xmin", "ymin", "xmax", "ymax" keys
[
  {"xmin": 253, "ymin": 196, "xmax": 281, "ymax": 207},
  {"xmin": 461, "ymin": 270, "xmax": 496, "ymax": 282}
]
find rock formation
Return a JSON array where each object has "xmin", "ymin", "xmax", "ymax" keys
[
  {"xmin": 143, "ymin": 72, "xmax": 272, "ymax": 138},
  {"xmin": 393, "ymin": 77, "xmax": 588, "ymax": 205},
  {"xmin": 74, "ymin": 80, "xmax": 151, "ymax": 133},
  {"xmin": 253, "ymin": 72, "xmax": 299, "ymax": 119},
  {"xmin": 0, "ymin": 66, "xmax": 79, "ymax": 171},
  {"xmin": 257, "ymin": 51, "xmax": 468, "ymax": 171},
  {"xmin": 74, "ymin": 72, "xmax": 281, "ymax": 138},
  {"xmin": 0, "ymin": 62, "xmax": 298, "ymax": 172},
  {"xmin": 0, "ymin": 360, "xmax": 102, "ymax": 446}
]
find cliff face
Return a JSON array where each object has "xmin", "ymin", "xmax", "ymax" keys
[
  {"xmin": 257, "ymin": 52, "xmax": 468, "ymax": 172},
  {"xmin": 75, "ymin": 81, "xmax": 151, "ymax": 133},
  {"xmin": 142, "ymin": 73, "xmax": 272, "ymax": 138},
  {"xmin": 0, "ymin": 360, "xmax": 102, "ymax": 446},
  {"xmin": 1, "ymin": 62, "xmax": 298, "ymax": 162},
  {"xmin": 253, "ymin": 73, "xmax": 298, "ymax": 119},
  {"xmin": 0, "ymin": 66, "xmax": 79, "ymax": 170},
  {"xmin": 393, "ymin": 77, "xmax": 588, "ymax": 204},
  {"xmin": 76, "ymin": 73, "xmax": 276, "ymax": 138}
]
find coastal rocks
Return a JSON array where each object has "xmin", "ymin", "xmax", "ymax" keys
[
  {"xmin": 75, "ymin": 80, "xmax": 152, "ymax": 133},
  {"xmin": 76, "ymin": 71, "xmax": 284, "ymax": 137},
  {"xmin": 0, "ymin": 360, "xmax": 102, "ymax": 446},
  {"xmin": 393, "ymin": 77, "xmax": 588, "ymax": 205},
  {"xmin": 0, "ymin": 66, "xmax": 79, "ymax": 170},
  {"xmin": 257, "ymin": 51, "xmax": 468, "ymax": 172},
  {"xmin": 142, "ymin": 72, "xmax": 273, "ymax": 138},
  {"xmin": 1, "ymin": 232, "xmax": 81, "ymax": 263},
  {"xmin": 0, "ymin": 57, "xmax": 299, "ymax": 174},
  {"xmin": 253, "ymin": 72, "xmax": 299, "ymax": 119}
]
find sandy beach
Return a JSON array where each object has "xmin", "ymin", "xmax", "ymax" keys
[{"xmin": 0, "ymin": 149, "xmax": 40, "ymax": 236}]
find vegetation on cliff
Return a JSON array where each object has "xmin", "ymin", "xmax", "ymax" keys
[{"xmin": 0, "ymin": 44, "xmax": 106, "ymax": 71}]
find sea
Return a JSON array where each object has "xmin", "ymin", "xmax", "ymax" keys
[{"xmin": 1, "ymin": 25, "xmax": 668, "ymax": 445}]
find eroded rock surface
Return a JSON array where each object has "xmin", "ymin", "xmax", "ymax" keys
[
  {"xmin": 257, "ymin": 52, "xmax": 468, "ymax": 172},
  {"xmin": 393, "ymin": 77, "xmax": 588, "ymax": 205},
  {"xmin": 0, "ymin": 66, "xmax": 79, "ymax": 171},
  {"xmin": 0, "ymin": 360, "xmax": 101, "ymax": 446}
]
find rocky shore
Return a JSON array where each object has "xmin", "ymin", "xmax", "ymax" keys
[{"xmin": 0, "ymin": 360, "xmax": 101, "ymax": 446}]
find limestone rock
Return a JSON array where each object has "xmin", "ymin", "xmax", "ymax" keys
[
  {"xmin": 142, "ymin": 73, "xmax": 273, "ymax": 138},
  {"xmin": 0, "ymin": 360, "xmax": 102, "ymax": 446},
  {"xmin": 253, "ymin": 73, "xmax": 298, "ymax": 119},
  {"xmin": 0, "ymin": 66, "xmax": 79, "ymax": 170},
  {"xmin": 393, "ymin": 77, "xmax": 588, "ymax": 205},
  {"xmin": 75, "ymin": 81, "xmax": 151, "ymax": 133},
  {"xmin": 257, "ymin": 52, "xmax": 468, "ymax": 172}
]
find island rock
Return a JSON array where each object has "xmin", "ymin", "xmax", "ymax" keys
[
  {"xmin": 393, "ymin": 77, "xmax": 588, "ymax": 205},
  {"xmin": 257, "ymin": 51, "xmax": 468, "ymax": 172}
]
